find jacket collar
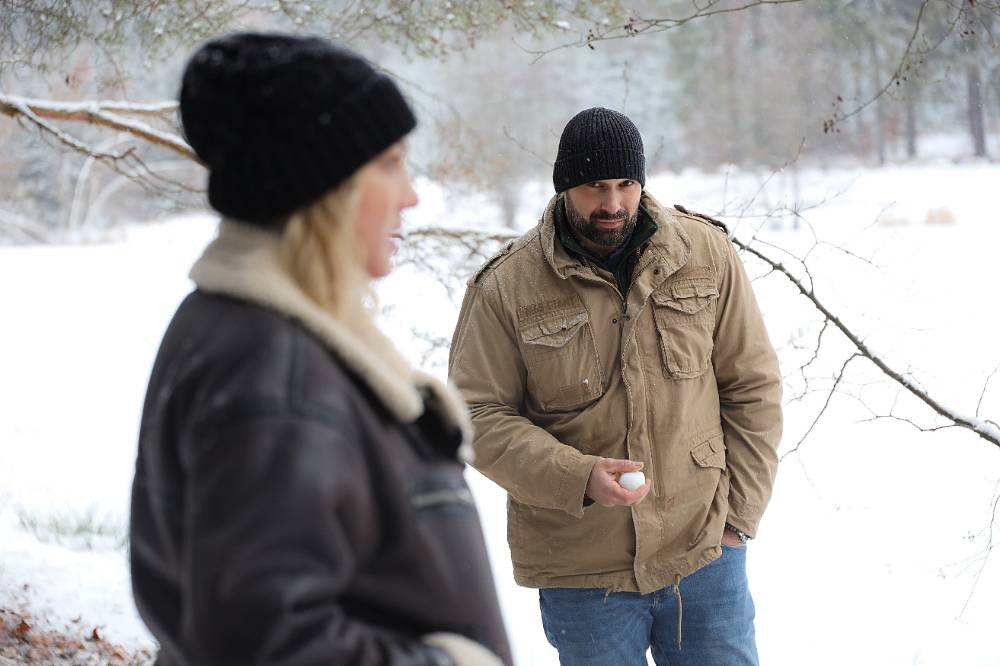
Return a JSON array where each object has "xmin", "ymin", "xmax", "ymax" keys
[
  {"xmin": 188, "ymin": 220, "xmax": 472, "ymax": 459},
  {"xmin": 540, "ymin": 190, "xmax": 692, "ymax": 281}
]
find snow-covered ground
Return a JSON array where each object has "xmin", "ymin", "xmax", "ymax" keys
[{"xmin": 2, "ymin": 162, "xmax": 998, "ymax": 665}]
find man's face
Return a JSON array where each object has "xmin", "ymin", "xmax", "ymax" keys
[{"xmin": 564, "ymin": 178, "xmax": 641, "ymax": 257}]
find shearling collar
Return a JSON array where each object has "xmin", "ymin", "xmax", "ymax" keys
[{"xmin": 188, "ymin": 220, "xmax": 472, "ymax": 460}]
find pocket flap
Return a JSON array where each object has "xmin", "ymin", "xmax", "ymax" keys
[
  {"xmin": 521, "ymin": 311, "xmax": 588, "ymax": 347},
  {"xmin": 672, "ymin": 280, "xmax": 719, "ymax": 299},
  {"xmin": 652, "ymin": 279, "xmax": 718, "ymax": 315},
  {"xmin": 690, "ymin": 434, "xmax": 726, "ymax": 469}
]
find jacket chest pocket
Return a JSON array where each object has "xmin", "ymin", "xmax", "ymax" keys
[
  {"xmin": 651, "ymin": 278, "xmax": 718, "ymax": 379},
  {"xmin": 519, "ymin": 309, "xmax": 603, "ymax": 411}
]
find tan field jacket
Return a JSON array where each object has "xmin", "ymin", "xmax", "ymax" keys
[{"xmin": 449, "ymin": 191, "xmax": 782, "ymax": 594}]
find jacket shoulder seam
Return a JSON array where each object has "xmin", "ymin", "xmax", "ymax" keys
[
  {"xmin": 470, "ymin": 228, "xmax": 538, "ymax": 284},
  {"xmin": 673, "ymin": 204, "xmax": 730, "ymax": 235}
]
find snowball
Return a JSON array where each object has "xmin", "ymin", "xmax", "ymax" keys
[{"xmin": 618, "ymin": 471, "xmax": 645, "ymax": 491}]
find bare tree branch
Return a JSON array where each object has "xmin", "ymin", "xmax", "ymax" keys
[
  {"xmin": 858, "ymin": 413, "xmax": 959, "ymax": 434},
  {"xmin": 520, "ymin": 0, "xmax": 805, "ymax": 63},
  {"xmin": 958, "ymin": 485, "xmax": 1000, "ymax": 619},
  {"xmin": 729, "ymin": 233, "xmax": 1000, "ymax": 449},
  {"xmin": 501, "ymin": 125, "xmax": 552, "ymax": 168},
  {"xmin": 0, "ymin": 92, "xmax": 195, "ymax": 160},
  {"xmin": 396, "ymin": 226, "xmax": 517, "ymax": 300},
  {"xmin": 785, "ymin": 318, "xmax": 830, "ymax": 383},
  {"xmin": 823, "ymin": 0, "xmax": 944, "ymax": 133}
]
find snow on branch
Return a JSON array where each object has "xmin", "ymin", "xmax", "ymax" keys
[
  {"xmin": 1, "ymin": 95, "xmax": 131, "ymax": 159},
  {"xmin": 3, "ymin": 95, "xmax": 179, "ymax": 116},
  {"xmin": 0, "ymin": 92, "xmax": 195, "ymax": 160}
]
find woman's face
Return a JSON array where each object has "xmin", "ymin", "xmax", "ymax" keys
[{"xmin": 354, "ymin": 141, "xmax": 419, "ymax": 278}]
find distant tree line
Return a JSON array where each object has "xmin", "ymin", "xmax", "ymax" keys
[{"xmin": 0, "ymin": 0, "xmax": 997, "ymax": 234}]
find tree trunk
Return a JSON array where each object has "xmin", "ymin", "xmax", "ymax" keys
[
  {"xmin": 868, "ymin": 36, "xmax": 886, "ymax": 166},
  {"xmin": 993, "ymin": 66, "xmax": 1000, "ymax": 132},
  {"xmin": 967, "ymin": 63, "xmax": 987, "ymax": 158},
  {"xmin": 497, "ymin": 185, "xmax": 519, "ymax": 231},
  {"xmin": 853, "ymin": 61, "xmax": 867, "ymax": 159},
  {"xmin": 905, "ymin": 89, "xmax": 918, "ymax": 159},
  {"xmin": 723, "ymin": 16, "xmax": 743, "ymax": 166},
  {"xmin": 748, "ymin": 8, "xmax": 763, "ymax": 165}
]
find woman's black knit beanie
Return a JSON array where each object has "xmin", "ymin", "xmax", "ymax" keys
[
  {"xmin": 552, "ymin": 107, "xmax": 645, "ymax": 193},
  {"xmin": 179, "ymin": 32, "xmax": 416, "ymax": 224}
]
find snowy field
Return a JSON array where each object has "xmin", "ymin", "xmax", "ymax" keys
[{"xmin": 2, "ymin": 161, "xmax": 999, "ymax": 665}]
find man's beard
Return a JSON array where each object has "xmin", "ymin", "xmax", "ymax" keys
[{"xmin": 565, "ymin": 197, "xmax": 639, "ymax": 251}]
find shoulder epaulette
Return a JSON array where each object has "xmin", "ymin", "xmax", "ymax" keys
[
  {"xmin": 673, "ymin": 203, "xmax": 730, "ymax": 235},
  {"xmin": 470, "ymin": 239, "xmax": 515, "ymax": 285}
]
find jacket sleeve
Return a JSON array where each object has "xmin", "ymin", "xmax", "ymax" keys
[
  {"xmin": 449, "ymin": 274, "xmax": 600, "ymax": 518},
  {"xmin": 180, "ymin": 413, "xmax": 452, "ymax": 666},
  {"xmin": 711, "ymin": 240, "xmax": 783, "ymax": 537}
]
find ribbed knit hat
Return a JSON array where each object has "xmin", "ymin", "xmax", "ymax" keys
[
  {"xmin": 552, "ymin": 107, "xmax": 645, "ymax": 193},
  {"xmin": 180, "ymin": 32, "xmax": 416, "ymax": 224}
]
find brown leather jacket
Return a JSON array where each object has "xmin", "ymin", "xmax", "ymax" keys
[{"xmin": 130, "ymin": 222, "xmax": 511, "ymax": 665}]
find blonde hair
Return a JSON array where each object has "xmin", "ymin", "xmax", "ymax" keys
[
  {"xmin": 278, "ymin": 176, "xmax": 369, "ymax": 321},
  {"xmin": 277, "ymin": 174, "xmax": 414, "ymax": 385}
]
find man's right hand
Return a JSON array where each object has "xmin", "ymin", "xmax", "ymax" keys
[{"xmin": 585, "ymin": 458, "xmax": 652, "ymax": 508}]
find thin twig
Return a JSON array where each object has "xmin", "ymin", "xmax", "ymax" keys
[
  {"xmin": 977, "ymin": 364, "xmax": 1000, "ymax": 418},
  {"xmin": 958, "ymin": 490, "xmax": 1000, "ymax": 619},
  {"xmin": 521, "ymin": 0, "xmax": 805, "ymax": 63},
  {"xmin": 781, "ymin": 354, "xmax": 860, "ymax": 462}
]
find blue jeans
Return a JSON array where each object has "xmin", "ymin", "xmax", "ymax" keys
[{"xmin": 539, "ymin": 545, "xmax": 758, "ymax": 666}]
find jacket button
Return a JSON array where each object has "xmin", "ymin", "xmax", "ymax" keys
[
  {"xmin": 612, "ymin": 318, "xmax": 618, "ymax": 324},
  {"xmin": 653, "ymin": 268, "xmax": 660, "ymax": 275}
]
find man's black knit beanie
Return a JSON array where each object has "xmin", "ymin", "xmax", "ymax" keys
[
  {"xmin": 179, "ymin": 32, "xmax": 416, "ymax": 224},
  {"xmin": 552, "ymin": 107, "xmax": 645, "ymax": 193}
]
